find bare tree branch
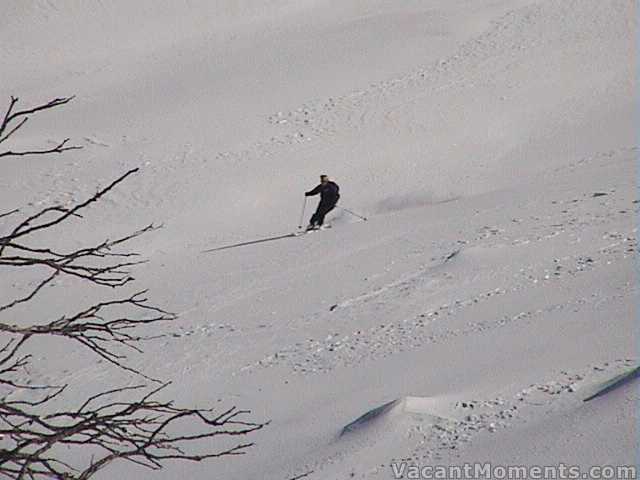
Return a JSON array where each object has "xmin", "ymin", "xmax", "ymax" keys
[
  {"xmin": 0, "ymin": 168, "xmax": 140, "ymax": 252},
  {"xmin": 0, "ymin": 94, "xmax": 266, "ymax": 478},
  {"xmin": 0, "ymin": 271, "xmax": 59, "ymax": 313},
  {"xmin": 0, "ymin": 290, "xmax": 174, "ymax": 381},
  {"xmin": 0, "ymin": 138, "xmax": 82, "ymax": 158},
  {"xmin": 0, "ymin": 96, "xmax": 82, "ymax": 162},
  {"xmin": 0, "ymin": 96, "xmax": 75, "ymax": 145},
  {"xmin": 0, "ymin": 210, "xmax": 19, "ymax": 221},
  {"xmin": 289, "ymin": 471, "xmax": 315, "ymax": 480},
  {"xmin": 0, "ymin": 382, "xmax": 266, "ymax": 479}
]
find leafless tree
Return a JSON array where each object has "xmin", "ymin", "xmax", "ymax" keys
[{"xmin": 0, "ymin": 96, "xmax": 265, "ymax": 479}]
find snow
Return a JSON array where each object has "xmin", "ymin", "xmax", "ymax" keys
[{"xmin": 1, "ymin": 0, "xmax": 637, "ymax": 478}]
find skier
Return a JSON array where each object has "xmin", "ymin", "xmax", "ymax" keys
[{"xmin": 305, "ymin": 174, "xmax": 340, "ymax": 230}]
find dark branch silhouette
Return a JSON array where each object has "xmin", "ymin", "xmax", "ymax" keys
[
  {"xmin": 0, "ymin": 383, "xmax": 264, "ymax": 479},
  {"xmin": 0, "ymin": 96, "xmax": 265, "ymax": 479},
  {"xmin": 0, "ymin": 96, "xmax": 81, "ymax": 157},
  {"xmin": 0, "ymin": 210, "xmax": 19, "ymax": 221}
]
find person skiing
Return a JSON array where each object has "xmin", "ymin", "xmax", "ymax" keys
[{"xmin": 305, "ymin": 174, "xmax": 340, "ymax": 230}]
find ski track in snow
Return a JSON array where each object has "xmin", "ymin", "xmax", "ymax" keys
[{"xmin": 233, "ymin": 154, "xmax": 636, "ymax": 377}]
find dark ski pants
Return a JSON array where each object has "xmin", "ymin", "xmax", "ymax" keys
[{"xmin": 310, "ymin": 202, "xmax": 337, "ymax": 226}]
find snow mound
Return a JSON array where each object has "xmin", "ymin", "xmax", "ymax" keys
[
  {"xmin": 583, "ymin": 366, "xmax": 640, "ymax": 402},
  {"xmin": 340, "ymin": 396, "xmax": 458, "ymax": 437}
]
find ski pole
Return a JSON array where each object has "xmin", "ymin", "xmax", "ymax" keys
[
  {"xmin": 298, "ymin": 196, "xmax": 307, "ymax": 229},
  {"xmin": 338, "ymin": 205, "xmax": 368, "ymax": 221}
]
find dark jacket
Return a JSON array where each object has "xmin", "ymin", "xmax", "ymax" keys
[{"xmin": 305, "ymin": 181, "xmax": 340, "ymax": 205}]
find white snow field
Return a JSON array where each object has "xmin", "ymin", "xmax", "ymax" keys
[{"xmin": 1, "ymin": 0, "xmax": 637, "ymax": 479}]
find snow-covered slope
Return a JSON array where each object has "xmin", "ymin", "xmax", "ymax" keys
[{"xmin": 1, "ymin": 1, "xmax": 636, "ymax": 479}]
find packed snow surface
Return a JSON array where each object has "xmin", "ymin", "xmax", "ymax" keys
[{"xmin": 1, "ymin": 0, "xmax": 636, "ymax": 478}]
